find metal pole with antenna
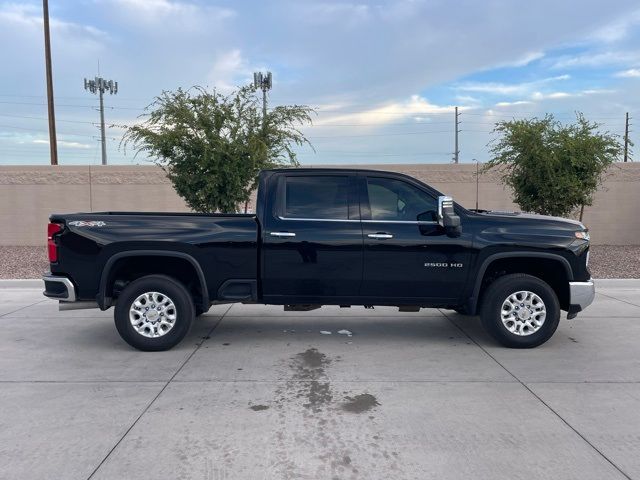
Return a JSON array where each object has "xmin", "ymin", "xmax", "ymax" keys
[
  {"xmin": 84, "ymin": 76, "xmax": 118, "ymax": 165},
  {"xmin": 253, "ymin": 71, "xmax": 272, "ymax": 129}
]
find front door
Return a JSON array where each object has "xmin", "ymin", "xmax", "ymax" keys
[
  {"xmin": 262, "ymin": 173, "xmax": 363, "ymax": 302},
  {"xmin": 359, "ymin": 174, "xmax": 470, "ymax": 303}
]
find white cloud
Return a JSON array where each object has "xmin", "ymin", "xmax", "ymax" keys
[
  {"xmin": 494, "ymin": 100, "xmax": 534, "ymax": 107},
  {"xmin": 0, "ymin": 3, "xmax": 106, "ymax": 40},
  {"xmin": 505, "ymin": 51, "xmax": 545, "ymax": 67},
  {"xmin": 314, "ymin": 95, "xmax": 459, "ymax": 127},
  {"xmin": 551, "ymin": 51, "xmax": 640, "ymax": 69},
  {"xmin": 105, "ymin": 0, "xmax": 234, "ymax": 27},
  {"xmin": 489, "ymin": 88, "xmax": 615, "ymax": 107},
  {"xmin": 591, "ymin": 8, "xmax": 640, "ymax": 43},
  {"xmin": 306, "ymin": 2, "xmax": 371, "ymax": 20},
  {"xmin": 206, "ymin": 49, "xmax": 262, "ymax": 93},
  {"xmin": 454, "ymin": 95, "xmax": 482, "ymax": 105},
  {"xmin": 456, "ymin": 75, "xmax": 570, "ymax": 96},
  {"xmin": 531, "ymin": 91, "xmax": 571, "ymax": 100},
  {"xmin": 615, "ymin": 68, "xmax": 640, "ymax": 78},
  {"xmin": 33, "ymin": 139, "xmax": 91, "ymax": 149}
]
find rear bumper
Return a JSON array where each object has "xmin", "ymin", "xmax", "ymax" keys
[
  {"xmin": 43, "ymin": 273, "xmax": 77, "ymax": 302},
  {"xmin": 569, "ymin": 279, "xmax": 595, "ymax": 313}
]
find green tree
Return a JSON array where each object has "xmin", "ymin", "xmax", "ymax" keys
[
  {"xmin": 485, "ymin": 113, "xmax": 622, "ymax": 220},
  {"xmin": 122, "ymin": 85, "xmax": 314, "ymax": 213}
]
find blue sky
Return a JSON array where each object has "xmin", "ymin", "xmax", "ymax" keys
[{"xmin": 0, "ymin": 0, "xmax": 639, "ymax": 165}]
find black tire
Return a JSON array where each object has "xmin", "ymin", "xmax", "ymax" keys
[
  {"xmin": 114, "ymin": 274, "xmax": 194, "ymax": 351},
  {"xmin": 480, "ymin": 273, "xmax": 560, "ymax": 348}
]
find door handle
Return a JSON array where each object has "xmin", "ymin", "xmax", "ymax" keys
[
  {"xmin": 270, "ymin": 231, "xmax": 296, "ymax": 237},
  {"xmin": 367, "ymin": 233, "xmax": 393, "ymax": 239}
]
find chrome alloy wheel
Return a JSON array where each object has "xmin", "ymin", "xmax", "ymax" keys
[
  {"xmin": 500, "ymin": 290, "xmax": 546, "ymax": 336},
  {"xmin": 129, "ymin": 291, "xmax": 177, "ymax": 338}
]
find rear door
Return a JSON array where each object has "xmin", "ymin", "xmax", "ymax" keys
[
  {"xmin": 261, "ymin": 172, "xmax": 363, "ymax": 302},
  {"xmin": 359, "ymin": 174, "xmax": 470, "ymax": 302}
]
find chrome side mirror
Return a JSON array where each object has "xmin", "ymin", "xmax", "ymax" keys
[{"xmin": 438, "ymin": 195, "xmax": 461, "ymax": 236}]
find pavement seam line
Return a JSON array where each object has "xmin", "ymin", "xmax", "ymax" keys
[
  {"xmin": 439, "ymin": 309, "xmax": 633, "ymax": 480},
  {"xmin": 85, "ymin": 305, "xmax": 232, "ymax": 480},
  {"xmin": 0, "ymin": 299, "xmax": 48, "ymax": 319},
  {"xmin": 595, "ymin": 291, "xmax": 640, "ymax": 309}
]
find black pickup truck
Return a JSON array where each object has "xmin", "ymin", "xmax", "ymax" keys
[{"xmin": 43, "ymin": 168, "xmax": 594, "ymax": 351}]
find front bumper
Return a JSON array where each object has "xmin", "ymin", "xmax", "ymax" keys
[
  {"xmin": 43, "ymin": 273, "xmax": 77, "ymax": 302},
  {"xmin": 569, "ymin": 279, "xmax": 595, "ymax": 313}
]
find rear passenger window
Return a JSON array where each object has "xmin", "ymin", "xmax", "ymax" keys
[{"xmin": 284, "ymin": 176, "xmax": 349, "ymax": 219}]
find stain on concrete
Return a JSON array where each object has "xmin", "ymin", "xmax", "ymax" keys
[
  {"xmin": 297, "ymin": 347, "xmax": 329, "ymax": 369},
  {"xmin": 342, "ymin": 394, "xmax": 380, "ymax": 413},
  {"xmin": 250, "ymin": 404, "xmax": 269, "ymax": 412},
  {"xmin": 304, "ymin": 380, "xmax": 332, "ymax": 410},
  {"xmin": 266, "ymin": 347, "xmax": 404, "ymax": 479},
  {"xmin": 290, "ymin": 348, "xmax": 333, "ymax": 412}
]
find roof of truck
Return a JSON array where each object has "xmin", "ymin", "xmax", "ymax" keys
[{"xmin": 262, "ymin": 167, "xmax": 403, "ymax": 174}]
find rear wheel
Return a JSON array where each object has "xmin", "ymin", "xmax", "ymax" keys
[
  {"xmin": 114, "ymin": 275, "xmax": 194, "ymax": 351},
  {"xmin": 480, "ymin": 273, "xmax": 560, "ymax": 348}
]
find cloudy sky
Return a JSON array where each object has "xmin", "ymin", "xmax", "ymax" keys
[{"xmin": 0, "ymin": 0, "xmax": 638, "ymax": 165}]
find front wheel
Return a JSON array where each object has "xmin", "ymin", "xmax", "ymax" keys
[
  {"xmin": 480, "ymin": 273, "xmax": 560, "ymax": 348},
  {"xmin": 114, "ymin": 275, "xmax": 195, "ymax": 351}
]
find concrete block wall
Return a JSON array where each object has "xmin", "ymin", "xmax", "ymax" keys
[{"xmin": 1, "ymin": 163, "xmax": 638, "ymax": 245}]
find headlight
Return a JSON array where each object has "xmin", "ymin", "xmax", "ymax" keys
[{"xmin": 575, "ymin": 231, "xmax": 590, "ymax": 241}]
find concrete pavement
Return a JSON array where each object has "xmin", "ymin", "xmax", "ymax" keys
[{"xmin": 0, "ymin": 280, "xmax": 639, "ymax": 480}]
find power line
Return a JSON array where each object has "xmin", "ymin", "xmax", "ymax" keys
[
  {"xmin": 0, "ymin": 124, "xmax": 101, "ymax": 138},
  {"xmin": 0, "ymin": 113, "xmax": 97, "ymax": 124}
]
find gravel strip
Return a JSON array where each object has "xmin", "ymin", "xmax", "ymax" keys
[
  {"xmin": 586, "ymin": 245, "xmax": 640, "ymax": 279},
  {"xmin": 0, "ymin": 246, "xmax": 49, "ymax": 279},
  {"xmin": 0, "ymin": 245, "xmax": 638, "ymax": 280}
]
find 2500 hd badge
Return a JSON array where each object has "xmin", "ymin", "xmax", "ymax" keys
[{"xmin": 424, "ymin": 262, "xmax": 463, "ymax": 268}]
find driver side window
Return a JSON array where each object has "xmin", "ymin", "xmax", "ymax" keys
[{"xmin": 366, "ymin": 177, "xmax": 437, "ymax": 221}]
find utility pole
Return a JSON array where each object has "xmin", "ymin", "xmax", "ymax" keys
[
  {"xmin": 42, "ymin": 0, "xmax": 58, "ymax": 165},
  {"xmin": 624, "ymin": 112, "xmax": 630, "ymax": 162},
  {"xmin": 84, "ymin": 76, "xmax": 118, "ymax": 165},
  {"xmin": 473, "ymin": 158, "xmax": 479, "ymax": 211},
  {"xmin": 453, "ymin": 106, "xmax": 460, "ymax": 164},
  {"xmin": 253, "ymin": 71, "xmax": 272, "ymax": 128}
]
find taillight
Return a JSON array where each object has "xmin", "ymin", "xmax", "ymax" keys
[{"xmin": 47, "ymin": 223, "xmax": 63, "ymax": 263}]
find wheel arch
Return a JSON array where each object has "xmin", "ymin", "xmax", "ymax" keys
[
  {"xmin": 98, "ymin": 250, "xmax": 209, "ymax": 311},
  {"xmin": 468, "ymin": 252, "xmax": 573, "ymax": 315}
]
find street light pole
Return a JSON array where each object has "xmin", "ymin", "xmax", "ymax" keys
[{"xmin": 42, "ymin": 0, "xmax": 58, "ymax": 165}]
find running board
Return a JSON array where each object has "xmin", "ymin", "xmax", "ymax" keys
[{"xmin": 59, "ymin": 301, "xmax": 99, "ymax": 311}]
